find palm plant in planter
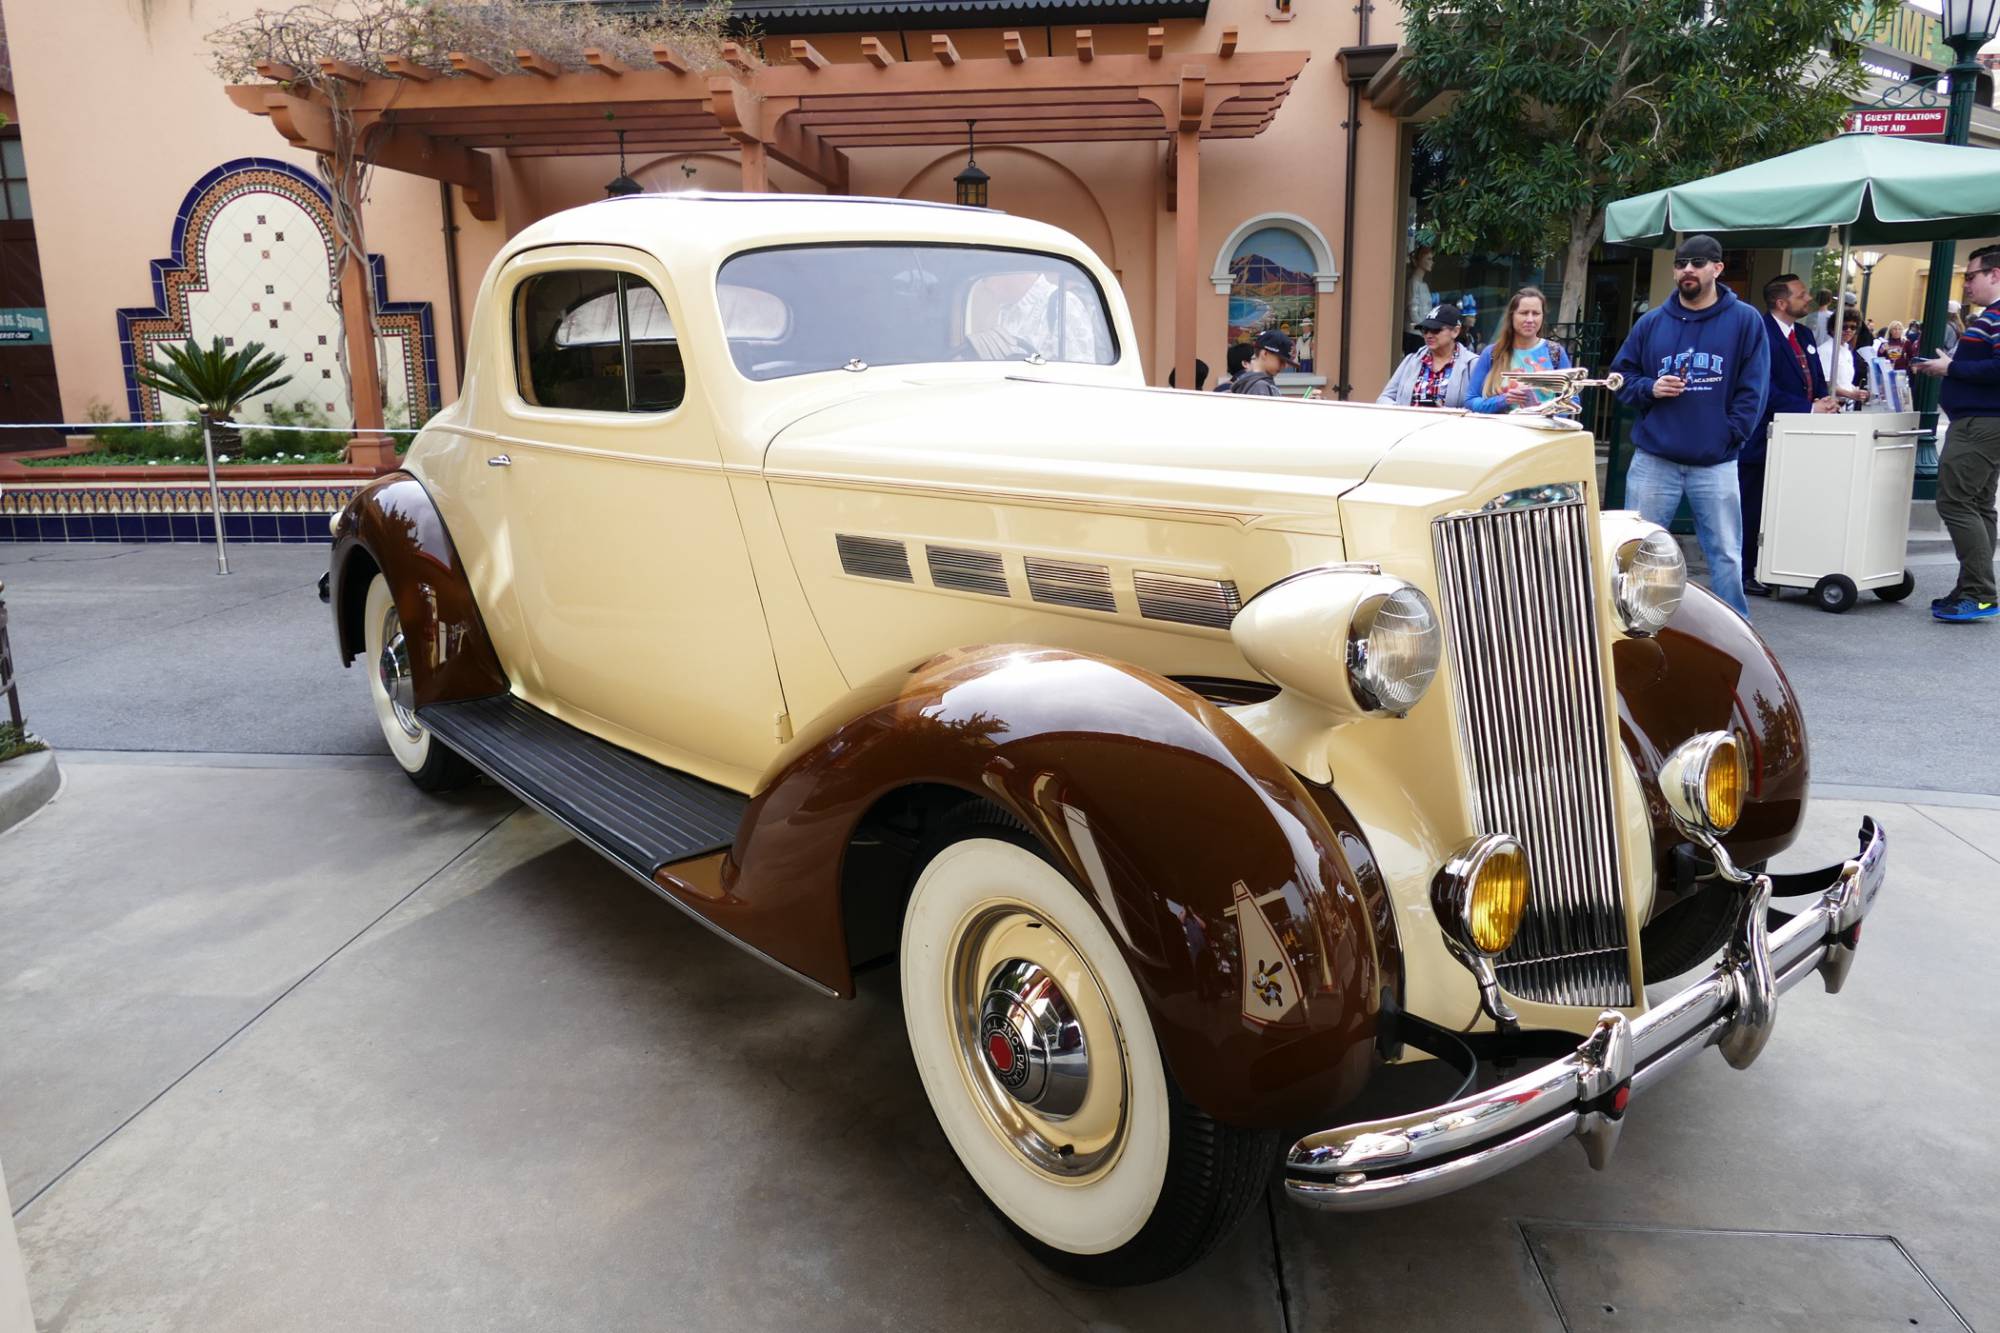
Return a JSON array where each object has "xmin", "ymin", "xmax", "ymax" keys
[{"xmin": 130, "ymin": 337, "xmax": 293, "ymax": 458}]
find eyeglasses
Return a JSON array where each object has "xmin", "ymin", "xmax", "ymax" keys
[{"xmin": 1672, "ymin": 259, "xmax": 1713, "ymax": 270}]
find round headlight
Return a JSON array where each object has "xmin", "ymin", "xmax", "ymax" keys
[
  {"xmin": 1614, "ymin": 529, "xmax": 1686, "ymax": 636},
  {"xmin": 1345, "ymin": 586, "xmax": 1442, "ymax": 714},
  {"xmin": 1659, "ymin": 731, "xmax": 1747, "ymax": 837},
  {"xmin": 1432, "ymin": 833, "xmax": 1531, "ymax": 958}
]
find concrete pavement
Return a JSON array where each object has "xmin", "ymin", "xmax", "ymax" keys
[{"xmin": 4, "ymin": 755, "xmax": 1992, "ymax": 1331}]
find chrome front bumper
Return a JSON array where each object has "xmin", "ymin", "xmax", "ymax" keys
[{"xmin": 1286, "ymin": 817, "xmax": 1887, "ymax": 1211}]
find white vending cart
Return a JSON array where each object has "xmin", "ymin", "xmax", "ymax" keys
[{"xmin": 1757, "ymin": 411, "xmax": 1921, "ymax": 612}]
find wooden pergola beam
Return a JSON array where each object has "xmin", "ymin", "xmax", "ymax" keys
[
  {"xmin": 652, "ymin": 45, "xmax": 689, "ymax": 74},
  {"xmin": 789, "ymin": 39, "xmax": 829, "ymax": 71},
  {"xmin": 448, "ymin": 52, "xmax": 500, "ymax": 81},
  {"xmin": 1218, "ymin": 27, "xmax": 1238, "ymax": 58},
  {"xmin": 932, "ymin": 35, "xmax": 960, "ymax": 66},
  {"xmin": 384, "ymin": 55, "xmax": 435, "ymax": 82},
  {"xmin": 722, "ymin": 41, "xmax": 759, "ymax": 75},
  {"xmin": 254, "ymin": 59, "xmax": 300, "ymax": 82},
  {"xmin": 862, "ymin": 37, "xmax": 895, "ymax": 68},
  {"xmin": 1003, "ymin": 32, "xmax": 1029, "ymax": 64},
  {"xmin": 516, "ymin": 49, "xmax": 562, "ymax": 80},
  {"xmin": 1075, "ymin": 30, "xmax": 1094, "ymax": 63},
  {"xmin": 1148, "ymin": 28, "xmax": 1166, "ymax": 60},
  {"xmin": 318, "ymin": 58, "xmax": 369, "ymax": 85},
  {"xmin": 584, "ymin": 48, "xmax": 631, "ymax": 76}
]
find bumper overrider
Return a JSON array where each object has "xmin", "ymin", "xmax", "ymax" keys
[{"xmin": 1285, "ymin": 817, "xmax": 1887, "ymax": 1211}]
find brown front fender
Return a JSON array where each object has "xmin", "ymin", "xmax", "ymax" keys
[
  {"xmin": 714, "ymin": 645, "xmax": 1387, "ymax": 1129},
  {"xmin": 1615, "ymin": 583, "xmax": 1811, "ymax": 900},
  {"xmin": 328, "ymin": 472, "xmax": 508, "ymax": 709}
]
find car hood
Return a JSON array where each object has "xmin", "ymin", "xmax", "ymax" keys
[{"xmin": 762, "ymin": 374, "xmax": 1587, "ymax": 536}]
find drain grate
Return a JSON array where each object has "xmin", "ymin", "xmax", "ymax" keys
[{"xmin": 1519, "ymin": 1223, "xmax": 1972, "ymax": 1333}]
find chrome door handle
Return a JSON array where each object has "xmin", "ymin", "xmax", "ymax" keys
[{"xmin": 488, "ymin": 453, "xmax": 512, "ymax": 467}]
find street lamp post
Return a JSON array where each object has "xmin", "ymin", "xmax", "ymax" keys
[
  {"xmin": 1912, "ymin": 0, "xmax": 2000, "ymax": 494},
  {"xmin": 1857, "ymin": 249, "xmax": 1883, "ymax": 319}
]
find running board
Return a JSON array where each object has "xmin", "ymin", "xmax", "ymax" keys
[{"xmin": 418, "ymin": 694, "xmax": 749, "ymax": 875}]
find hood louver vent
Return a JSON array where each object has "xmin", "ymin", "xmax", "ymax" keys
[
  {"xmin": 1134, "ymin": 570, "xmax": 1241, "ymax": 629},
  {"xmin": 926, "ymin": 545, "xmax": 1010, "ymax": 597},
  {"xmin": 1026, "ymin": 557, "xmax": 1117, "ymax": 613},
  {"xmin": 836, "ymin": 534, "xmax": 913, "ymax": 582}
]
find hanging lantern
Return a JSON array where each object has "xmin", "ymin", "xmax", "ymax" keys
[
  {"xmin": 604, "ymin": 130, "xmax": 644, "ymax": 198},
  {"xmin": 954, "ymin": 120, "xmax": 990, "ymax": 208}
]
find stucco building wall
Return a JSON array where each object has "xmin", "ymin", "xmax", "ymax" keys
[{"xmin": 5, "ymin": 0, "xmax": 1414, "ymax": 427}]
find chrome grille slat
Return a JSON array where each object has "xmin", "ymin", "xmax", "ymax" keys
[
  {"xmin": 926, "ymin": 545, "xmax": 1009, "ymax": 597},
  {"xmin": 836, "ymin": 533, "xmax": 913, "ymax": 582},
  {"xmin": 1432, "ymin": 491, "xmax": 1632, "ymax": 1007},
  {"xmin": 1025, "ymin": 557, "xmax": 1117, "ymax": 612},
  {"xmin": 1134, "ymin": 570, "xmax": 1242, "ymax": 629}
]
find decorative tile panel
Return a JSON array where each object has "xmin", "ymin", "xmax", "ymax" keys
[
  {"xmin": 116, "ymin": 158, "xmax": 437, "ymax": 430},
  {"xmin": 0, "ymin": 479, "xmax": 354, "ymax": 543}
]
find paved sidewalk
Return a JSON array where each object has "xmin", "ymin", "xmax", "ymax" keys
[
  {"xmin": 1, "ymin": 542, "xmax": 1993, "ymax": 793},
  {"xmin": 3, "ymin": 757, "xmax": 1992, "ymax": 1331}
]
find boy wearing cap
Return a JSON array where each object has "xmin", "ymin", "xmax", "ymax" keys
[
  {"xmin": 1229, "ymin": 329, "xmax": 1293, "ymax": 397},
  {"xmin": 1609, "ymin": 233, "xmax": 1771, "ymax": 619},
  {"xmin": 1378, "ymin": 303, "xmax": 1477, "ymax": 408}
]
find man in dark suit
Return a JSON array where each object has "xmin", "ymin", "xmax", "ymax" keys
[{"xmin": 1745, "ymin": 273, "xmax": 1836, "ymax": 594}]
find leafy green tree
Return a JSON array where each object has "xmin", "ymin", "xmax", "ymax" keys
[{"xmin": 1403, "ymin": 0, "xmax": 1875, "ymax": 330}]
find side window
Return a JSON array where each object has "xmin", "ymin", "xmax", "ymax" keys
[{"xmin": 515, "ymin": 269, "xmax": 685, "ymax": 413}]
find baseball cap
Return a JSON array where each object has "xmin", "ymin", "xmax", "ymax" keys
[
  {"xmin": 1253, "ymin": 328, "xmax": 1296, "ymax": 364},
  {"xmin": 1674, "ymin": 234, "xmax": 1724, "ymax": 263},
  {"xmin": 1418, "ymin": 303, "xmax": 1462, "ymax": 332},
  {"xmin": 1460, "ymin": 293, "xmax": 1478, "ymax": 319}
]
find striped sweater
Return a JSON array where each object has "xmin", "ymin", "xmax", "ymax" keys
[{"xmin": 1942, "ymin": 305, "xmax": 2000, "ymax": 419}]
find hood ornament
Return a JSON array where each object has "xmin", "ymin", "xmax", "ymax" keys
[{"xmin": 1504, "ymin": 367, "xmax": 1625, "ymax": 430}]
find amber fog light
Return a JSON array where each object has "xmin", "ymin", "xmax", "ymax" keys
[
  {"xmin": 1432, "ymin": 834, "xmax": 1530, "ymax": 958},
  {"xmin": 1659, "ymin": 731, "xmax": 1747, "ymax": 837}
]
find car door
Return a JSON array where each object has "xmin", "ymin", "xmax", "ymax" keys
[{"xmin": 491, "ymin": 245, "xmax": 786, "ymax": 788}]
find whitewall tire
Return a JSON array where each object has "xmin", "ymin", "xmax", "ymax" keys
[
  {"xmin": 901, "ymin": 808, "xmax": 1277, "ymax": 1285},
  {"xmin": 361, "ymin": 573, "xmax": 476, "ymax": 791}
]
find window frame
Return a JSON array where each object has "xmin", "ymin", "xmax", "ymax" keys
[{"xmin": 508, "ymin": 259, "xmax": 688, "ymax": 418}]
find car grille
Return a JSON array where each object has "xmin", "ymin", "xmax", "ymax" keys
[{"xmin": 1430, "ymin": 485, "xmax": 1633, "ymax": 1007}]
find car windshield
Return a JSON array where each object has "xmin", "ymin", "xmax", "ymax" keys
[{"xmin": 717, "ymin": 244, "xmax": 1119, "ymax": 381}]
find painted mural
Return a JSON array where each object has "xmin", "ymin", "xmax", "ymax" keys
[
  {"xmin": 1225, "ymin": 226, "xmax": 1316, "ymax": 373},
  {"xmin": 116, "ymin": 158, "xmax": 437, "ymax": 428}
]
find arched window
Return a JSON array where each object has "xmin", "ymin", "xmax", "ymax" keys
[{"xmin": 1214, "ymin": 216, "xmax": 1335, "ymax": 378}]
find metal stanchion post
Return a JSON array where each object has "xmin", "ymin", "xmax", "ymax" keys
[{"xmin": 200, "ymin": 414, "xmax": 232, "ymax": 576}]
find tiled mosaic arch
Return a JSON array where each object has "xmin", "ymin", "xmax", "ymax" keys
[{"xmin": 116, "ymin": 157, "xmax": 438, "ymax": 427}]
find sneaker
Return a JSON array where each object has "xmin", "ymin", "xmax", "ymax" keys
[
  {"xmin": 1931, "ymin": 592, "xmax": 1960, "ymax": 610},
  {"xmin": 1933, "ymin": 597, "xmax": 1999, "ymax": 622}
]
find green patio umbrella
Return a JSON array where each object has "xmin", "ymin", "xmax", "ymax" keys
[{"xmin": 1604, "ymin": 132, "xmax": 2000, "ymax": 250}]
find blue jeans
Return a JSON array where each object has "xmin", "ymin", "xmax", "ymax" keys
[{"xmin": 1625, "ymin": 450, "xmax": 1751, "ymax": 619}]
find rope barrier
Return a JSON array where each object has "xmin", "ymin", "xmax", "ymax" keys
[{"xmin": 0, "ymin": 420, "xmax": 423, "ymax": 434}]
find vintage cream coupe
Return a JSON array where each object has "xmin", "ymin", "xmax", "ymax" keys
[{"xmin": 323, "ymin": 194, "xmax": 1885, "ymax": 1285}]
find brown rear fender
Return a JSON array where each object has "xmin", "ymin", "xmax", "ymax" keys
[
  {"xmin": 1615, "ymin": 583, "xmax": 1810, "ymax": 903},
  {"xmin": 716, "ymin": 645, "xmax": 1388, "ymax": 1129},
  {"xmin": 328, "ymin": 472, "xmax": 509, "ymax": 709}
]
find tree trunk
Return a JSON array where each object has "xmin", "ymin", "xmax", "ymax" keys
[{"xmin": 1557, "ymin": 205, "xmax": 1604, "ymax": 341}]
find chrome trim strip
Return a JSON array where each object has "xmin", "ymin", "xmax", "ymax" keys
[
  {"xmin": 1134, "ymin": 570, "xmax": 1242, "ymax": 629},
  {"xmin": 1431, "ymin": 489, "xmax": 1630, "ymax": 1006},
  {"xmin": 1024, "ymin": 556, "xmax": 1117, "ymax": 612},
  {"xmin": 926, "ymin": 545, "xmax": 1009, "ymax": 597},
  {"xmin": 836, "ymin": 533, "xmax": 913, "ymax": 582},
  {"xmin": 1283, "ymin": 818, "xmax": 1884, "ymax": 1212}
]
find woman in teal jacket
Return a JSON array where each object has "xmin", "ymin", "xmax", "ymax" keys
[{"xmin": 1466, "ymin": 287, "xmax": 1571, "ymax": 413}]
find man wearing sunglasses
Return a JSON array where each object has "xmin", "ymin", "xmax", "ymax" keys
[
  {"xmin": 1913, "ymin": 244, "xmax": 2000, "ymax": 623},
  {"xmin": 1610, "ymin": 233, "xmax": 1771, "ymax": 618}
]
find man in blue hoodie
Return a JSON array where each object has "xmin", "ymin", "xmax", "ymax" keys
[{"xmin": 1611, "ymin": 234, "xmax": 1770, "ymax": 618}]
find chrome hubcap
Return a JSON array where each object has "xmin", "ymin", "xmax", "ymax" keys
[
  {"xmin": 979, "ymin": 959, "xmax": 1089, "ymax": 1119},
  {"xmin": 949, "ymin": 903, "xmax": 1128, "ymax": 1180},
  {"xmin": 376, "ymin": 606, "xmax": 420, "ymax": 739}
]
